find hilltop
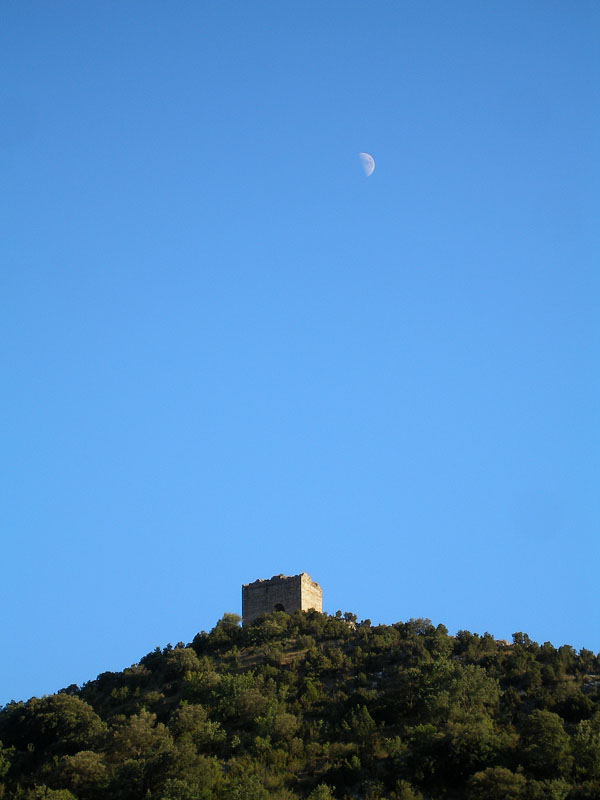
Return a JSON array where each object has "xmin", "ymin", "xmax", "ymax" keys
[{"xmin": 1, "ymin": 611, "xmax": 600, "ymax": 799}]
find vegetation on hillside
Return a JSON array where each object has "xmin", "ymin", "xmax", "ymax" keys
[{"xmin": 1, "ymin": 611, "xmax": 600, "ymax": 799}]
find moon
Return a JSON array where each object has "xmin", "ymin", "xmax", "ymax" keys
[{"xmin": 359, "ymin": 152, "xmax": 375, "ymax": 176}]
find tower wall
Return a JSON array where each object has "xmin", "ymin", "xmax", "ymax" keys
[{"xmin": 242, "ymin": 573, "xmax": 322, "ymax": 625}]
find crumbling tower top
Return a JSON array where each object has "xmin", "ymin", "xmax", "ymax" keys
[{"xmin": 242, "ymin": 572, "xmax": 322, "ymax": 625}]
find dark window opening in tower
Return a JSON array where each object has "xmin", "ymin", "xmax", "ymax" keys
[{"xmin": 274, "ymin": 603, "xmax": 285, "ymax": 612}]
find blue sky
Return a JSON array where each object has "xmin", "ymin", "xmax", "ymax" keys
[{"xmin": 1, "ymin": 1, "xmax": 598, "ymax": 704}]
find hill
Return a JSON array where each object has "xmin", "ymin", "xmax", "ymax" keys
[{"xmin": 1, "ymin": 611, "xmax": 600, "ymax": 799}]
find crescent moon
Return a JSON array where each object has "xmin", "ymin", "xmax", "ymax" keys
[{"xmin": 359, "ymin": 152, "xmax": 375, "ymax": 176}]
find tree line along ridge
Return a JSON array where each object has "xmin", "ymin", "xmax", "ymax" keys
[{"xmin": 1, "ymin": 610, "xmax": 600, "ymax": 799}]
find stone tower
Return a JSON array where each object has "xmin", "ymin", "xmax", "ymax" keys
[{"xmin": 242, "ymin": 573, "xmax": 322, "ymax": 625}]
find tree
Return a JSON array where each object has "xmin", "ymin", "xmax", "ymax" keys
[
  {"xmin": 443, "ymin": 716, "xmax": 504, "ymax": 780},
  {"xmin": 210, "ymin": 614, "xmax": 242, "ymax": 645},
  {"xmin": 520, "ymin": 709, "xmax": 572, "ymax": 779},
  {"xmin": 1, "ymin": 615, "xmax": 599, "ymax": 800},
  {"xmin": 220, "ymin": 766, "xmax": 269, "ymax": 800},
  {"xmin": 159, "ymin": 751, "xmax": 222, "ymax": 799},
  {"xmin": 526, "ymin": 778, "xmax": 570, "ymax": 800},
  {"xmin": 467, "ymin": 766, "xmax": 527, "ymax": 800},
  {"xmin": 22, "ymin": 789, "xmax": 77, "ymax": 799},
  {"xmin": 390, "ymin": 779, "xmax": 423, "ymax": 800},
  {"xmin": 212, "ymin": 673, "xmax": 272, "ymax": 727},
  {"xmin": 0, "ymin": 740, "xmax": 13, "ymax": 780},
  {"xmin": 573, "ymin": 720, "xmax": 600, "ymax": 781},
  {"xmin": 168, "ymin": 703, "xmax": 226, "ymax": 753},
  {"xmin": 346, "ymin": 706, "xmax": 376, "ymax": 745},
  {"xmin": 165, "ymin": 647, "xmax": 202, "ymax": 679},
  {"xmin": 0, "ymin": 695, "xmax": 106, "ymax": 758},
  {"xmin": 444, "ymin": 664, "xmax": 500, "ymax": 722},
  {"xmin": 307, "ymin": 784, "xmax": 335, "ymax": 800},
  {"xmin": 57, "ymin": 750, "xmax": 109, "ymax": 798},
  {"xmin": 108, "ymin": 710, "xmax": 175, "ymax": 798}
]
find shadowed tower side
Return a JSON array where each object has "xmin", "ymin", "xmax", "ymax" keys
[{"xmin": 242, "ymin": 573, "xmax": 322, "ymax": 625}]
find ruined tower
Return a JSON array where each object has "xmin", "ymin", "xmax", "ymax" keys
[{"xmin": 242, "ymin": 573, "xmax": 322, "ymax": 625}]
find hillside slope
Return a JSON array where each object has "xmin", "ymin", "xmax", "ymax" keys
[{"xmin": 1, "ymin": 611, "xmax": 600, "ymax": 799}]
